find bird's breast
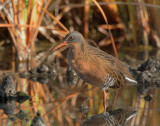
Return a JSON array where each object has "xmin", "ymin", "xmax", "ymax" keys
[
  {"xmin": 67, "ymin": 48, "xmax": 106, "ymax": 87},
  {"xmin": 67, "ymin": 50, "xmax": 85, "ymax": 73}
]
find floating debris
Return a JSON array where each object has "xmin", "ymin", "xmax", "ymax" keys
[
  {"xmin": 19, "ymin": 64, "xmax": 57, "ymax": 84},
  {"xmin": 0, "ymin": 76, "xmax": 30, "ymax": 116},
  {"xmin": 79, "ymin": 99, "xmax": 89, "ymax": 117},
  {"xmin": 0, "ymin": 100, "xmax": 16, "ymax": 115},
  {"xmin": 29, "ymin": 68, "xmax": 38, "ymax": 74},
  {"xmin": 0, "ymin": 76, "xmax": 31, "ymax": 102},
  {"xmin": 37, "ymin": 64, "xmax": 49, "ymax": 73},
  {"xmin": 144, "ymin": 94, "xmax": 153, "ymax": 102},
  {"xmin": 30, "ymin": 112, "xmax": 47, "ymax": 126},
  {"xmin": 15, "ymin": 109, "xmax": 28, "ymax": 121},
  {"xmin": 137, "ymin": 59, "xmax": 160, "ymax": 73},
  {"xmin": 0, "ymin": 76, "xmax": 16, "ymax": 98},
  {"xmin": 130, "ymin": 59, "xmax": 160, "ymax": 94},
  {"xmin": 15, "ymin": 91, "xmax": 31, "ymax": 103},
  {"xmin": 9, "ymin": 109, "xmax": 28, "ymax": 121}
]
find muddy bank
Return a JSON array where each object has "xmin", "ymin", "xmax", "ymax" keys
[{"xmin": 130, "ymin": 58, "xmax": 160, "ymax": 94}]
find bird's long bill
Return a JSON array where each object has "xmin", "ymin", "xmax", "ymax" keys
[{"xmin": 50, "ymin": 41, "xmax": 67, "ymax": 53}]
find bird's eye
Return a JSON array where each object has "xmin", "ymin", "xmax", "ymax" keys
[{"xmin": 69, "ymin": 36, "xmax": 73, "ymax": 40}]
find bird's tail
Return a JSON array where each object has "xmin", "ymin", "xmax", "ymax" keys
[{"xmin": 125, "ymin": 76, "xmax": 137, "ymax": 85}]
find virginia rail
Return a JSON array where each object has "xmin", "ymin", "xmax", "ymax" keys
[{"xmin": 51, "ymin": 31, "xmax": 137, "ymax": 109}]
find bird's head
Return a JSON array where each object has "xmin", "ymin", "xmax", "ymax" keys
[{"xmin": 50, "ymin": 31, "xmax": 84, "ymax": 52}]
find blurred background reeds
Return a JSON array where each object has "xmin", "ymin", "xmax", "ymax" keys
[{"xmin": 0, "ymin": 0, "xmax": 159, "ymax": 126}]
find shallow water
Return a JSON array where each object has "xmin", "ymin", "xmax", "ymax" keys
[{"xmin": 0, "ymin": 43, "xmax": 159, "ymax": 126}]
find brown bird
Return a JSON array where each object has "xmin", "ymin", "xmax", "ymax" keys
[{"xmin": 51, "ymin": 31, "xmax": 137, "ymax": 109}]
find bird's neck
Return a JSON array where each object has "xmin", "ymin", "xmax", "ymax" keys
[
  {"xmin": 71, "ymin": 40, "xmax": 87, "ymax": 53},
  {"xmin": 68, "ymin": 41, "xmax": 88, "ymax": 62}
]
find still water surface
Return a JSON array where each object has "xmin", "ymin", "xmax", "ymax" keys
[{"xmin": 0, "ymin": 44, "xmax": 159, "ymax": 126}]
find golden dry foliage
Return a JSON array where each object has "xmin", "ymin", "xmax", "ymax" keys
[
  {"xmin": 0, "ymin": 0, "xmax": 51, "ymax": 61},
  {"xmin": 0, "ymin": 0, "xmax": 69, "ymax": 61},
  {"xmin": 0, "ymin": 0, "xmax": 160, "ymax": 62}
]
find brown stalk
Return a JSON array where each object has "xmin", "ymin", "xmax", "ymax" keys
[
  {"xmin": 4, "ymin": 1, "xmax": 29, "ymax": 60},
  {"xmin": 0, "ymin": 23, "xmax": 68, "ymax": 44},
  {"xmin": 92, "ymin": 0, "xmax": 118, "ymax": 58},
  {"xmin": 17, "ymin": 0, "xmax": 28, "ymax": 51},
  {"xmin": 18, "ymin": 0, "xmax": 24, "ymax": 28},
  {"xmin": 83, "ymin": 0, "xmax": 90, "ymax": 38},
  {"xmin": 0, "ymin": 11, "xmax": 17, "ymax": 48},
  {"xmin": 29, "ymin": 0, "xmax": 51, "ymax": 48},
  {"xmin": 20, "ymin": 92, "xmax": 80, "ymax": 110},
  {"xmin": 57, "ymin": 1, "xmax": 160, "ymax": 10},
  {"xmin": 65, "ymin": 115, "xmax": 74, "ymax": 126},
  {"xmin": 52, "ymin": 110, "xmax": 64, "ymax": 126},
  {"xmin": 137, "ymin": 0, "xmax": 149, "ymax": 46},
  {"xmin": 0, "ymin": 24, "xmax": 67, "ymax": 33},
  {"xmin": 53, "ymin": 7, "xmax": 71, "ymax": 25},
  {"xmin": 28, "ymin": 1, "xmax": 43, "ymax": 50},
  {"xmin": 42, "ymin": 8, "xmax": 69, "ymax": 33},
  {"xmin": 27, "ymin": 0, "xmax": 32, "ymax": 46},
  {"xmin": 11, "ymin": 0, "xmax": 17, "ymax": 24},
  {"xmin": 44, "ymin": 100, "xmax": 66, "ymax": 117}
]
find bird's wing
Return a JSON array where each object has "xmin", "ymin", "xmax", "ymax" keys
[{"xmin": 89, "ymin": 47, "xmax": 133, "ymax": 88}]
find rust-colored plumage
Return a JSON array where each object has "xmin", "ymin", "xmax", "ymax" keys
[{"xmin": 51, "ymin": 31, "xmax": 136, "ymax": 90}]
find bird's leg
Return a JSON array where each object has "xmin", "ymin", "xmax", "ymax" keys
[
  {"xmin": 111, "ymin": 90, "xmax": 119, "ymax": 109},
  {"xmin": 103, "ymin": 89, "xmax": 109, "ymax": 111},
  {"xmin": 103, "ymin": 74, "xmax": 115, "ymax": 111}
]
